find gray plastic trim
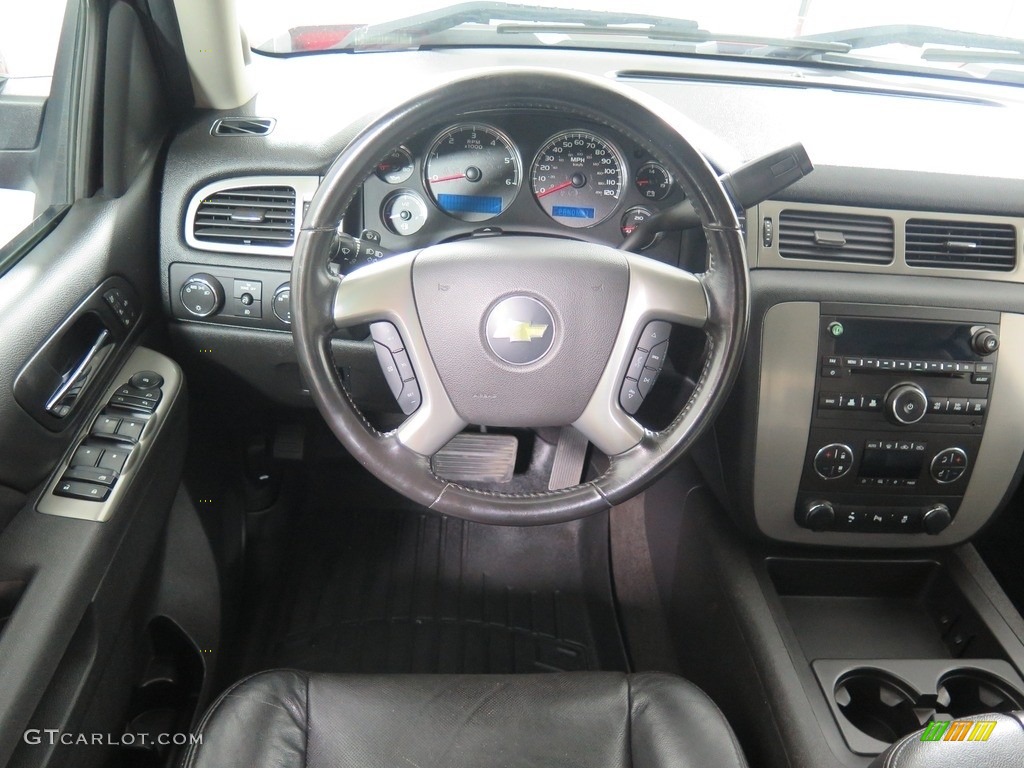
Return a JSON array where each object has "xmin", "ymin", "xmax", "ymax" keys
[
  {"xmin": 573, "ymin": 254, "xmax": 708, "ymax": 456},
  {"xmin": 755, "ymin": 200, "xmax": 1024, "ymax": 283},
  {"xmin": 36, "ymin": 347, "xmax": 184, "ymax": 523},
  {"xmin": 753, "ymin": 303, "xmax": 1024, "ymax": 547},
  {"xmin": 332, "ymin": 251, "xmax": 467, "ymax": 456},
  {"xmin": 183, "ymin": 175, "xmax": 320, "ymax": 257}
]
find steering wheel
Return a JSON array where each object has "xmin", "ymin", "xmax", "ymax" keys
[{"xmin": 292, "ymin": 69, "xmax": 748, "ymax": 525}]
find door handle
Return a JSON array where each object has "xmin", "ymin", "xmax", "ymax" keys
[{"xmin": 45, "ymin": 329, "xmax": 113, "ymax": 417}]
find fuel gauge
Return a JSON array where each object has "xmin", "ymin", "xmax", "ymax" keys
[{"xmin": 635, "ymin": 163, "xmax": 673, "ymax": 201}]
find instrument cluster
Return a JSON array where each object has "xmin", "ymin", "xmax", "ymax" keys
[{"xmin": 353, "ymin": 112, "xmax": 687, "ymax": 270}]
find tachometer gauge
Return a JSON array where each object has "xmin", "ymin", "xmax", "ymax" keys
[
  {"xmin": 424, "ymin": 124, "xmax": 521, "ymax": 222},
  {"xmin": 531, "ymin": 131, "xmax": 624, "ymax": 228}
]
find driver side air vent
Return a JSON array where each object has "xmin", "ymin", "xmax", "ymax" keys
[
  {"xmin": 778, "ymin": 210, "xmax": 895, "ymax": 265},
  {"xmin": 192, "ymin": 185, "xmax": 297, "ymax": 248},
  {"xmin": 211, "ymin": 117, "xmax": 276, "ymax": 136},
  {"xmin": 906, "ymin": 219, "xmax": 1017, "ymax": 271}
]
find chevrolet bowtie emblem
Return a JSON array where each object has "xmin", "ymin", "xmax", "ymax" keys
[{"xmin": 493, "ymin": 320, "xmax": 549, "ymax": 343}]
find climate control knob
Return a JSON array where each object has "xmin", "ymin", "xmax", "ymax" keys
[
  {"xmin": 886, "ymin": 383, "xmax": 928, "ymax": 425},
  {"xmin": 179, "ymin": 274, "xmax": 224, "ymax": 318},
  {"xmin": 923, "ymin": 504, "xmax": 952, "ymax": 535},
  {"xmin": 802, "ymin": 500, "xmax": 836, "ymax": 532}
]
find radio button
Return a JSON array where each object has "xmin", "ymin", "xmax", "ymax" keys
[
  {"xmin": 948, "ymin": 398, "xmax": 968, "ymax": 415},
  {"xmin": 887, "ymin": 383, "xmax": 928, "ymax": 425},
  {"xmin": 880, "ymin": 359, "xmax": 896, "ymax": 370},
  {"xmin": 843, "ymin": 357, "xmax": 863, "ymax": 368},
  {"xmin": 840, "ymin": 395, "xmax": 861, "ymax": 409},
  {"xmin": 926, "ymin": 361, "xmax": 942, "ymax": 372},
  {"xmin": 976, "ymin": 363, "xmax": 994, "ymax": 374},
  {"xmin": 967, "ymin": 398, "xmax": 987, "ymax": 415},
  {"xmin": 821, "ymin": 365, "xmax": 844, "ymax": 379},
  {"xmin": 822, "ymin": 355, "xmax": 841, "ymax": 366},
  {"xmin": 971, "ymin": 373, "xmax": 992, "ymax": 385},
  {"xmin": 911, "ymin": 361, "xmax": 927, "ymax": 372},
  {"xmin": 863, "ymin": 395, "xmax": 882, "ymax": 411},
  {"xmin": 895, "ymin": 360, "xmax": 911, "ymax": 371},
  {"xmin": 928, "ymin": 397, "xmax": 947, "ymax": 414},
  {"xmin": 819, "ymin": 393, "xmax": 843, "ymax": 409}
]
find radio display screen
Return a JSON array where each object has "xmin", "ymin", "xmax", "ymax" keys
[{"xmin": 859, "ymin": 448, "xmax": 924, "ymax": 479}]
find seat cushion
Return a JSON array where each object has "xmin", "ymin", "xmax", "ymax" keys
[{"xmin": 181, "ymin": 670, "xmax": 748, "ymax": 768}]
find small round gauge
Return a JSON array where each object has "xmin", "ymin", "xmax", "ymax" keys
[
  {"xmin": 382, "ymin": 190, "xmax": 428, "ymax": 236},
  {"xmin": 375, "ymin": 147, "xmax": 415, "ymax": 184},
  {"xmin": 620, "ymin": 206, "xmax": 658, "ymax": 249},
  {"xmin": 424, "ymin": 124, "xmax": 521, "ymax": 222},
  {"xmin": 531, "ymin": 131, "xmax": 624, "ymax": 228},
  {"xmin": 634, "ymin": 162, "xmax": 673, "ymax": 201}
]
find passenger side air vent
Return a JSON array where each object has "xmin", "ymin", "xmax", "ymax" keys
[
  {"xmin": 211, "ymin": 117, "xmax": 276, "ymax": 136},
  {"xmin": 192, "ymin": 185, "xmax": 296, "ymax": 248},
  {"xmin": 905, "ymin": 219, "xmax": 1017, "ymax": 271},
  {"xmin": 778, "ymin": 210, "xmax": 895, "ymax": 264}
]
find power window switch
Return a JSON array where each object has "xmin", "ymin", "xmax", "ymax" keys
[
  {"xmin": 98, "ymin": 448, "xmax": 130, "ymax": 473},
  {"xmin": 71, "ymin": 445, "xmax": 104, "ymax": 468},
  {"xmin": 113, "ymin": 418, "xmax": 145, "ymax": 443},
  {"xmin": 92, "ymin": 415, "xmax": 121, "ymax": 437},
  {"xmin": 54, "ymin": 479, "xmax": 110, "ymax": 502}
]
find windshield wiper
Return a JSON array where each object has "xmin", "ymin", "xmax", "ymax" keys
[{"xmin": 338, "ymin": 1, "xmax": 702, "ymax": 51}]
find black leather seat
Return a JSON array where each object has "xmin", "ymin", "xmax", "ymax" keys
[{"xmin": 181, "ymin": 670, "xmax": 749, "ymax": 768}]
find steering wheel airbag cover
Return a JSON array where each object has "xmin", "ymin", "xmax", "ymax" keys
[{"xmin": 413, "ymin": 238, "xmax": 628, "ymax": 426}]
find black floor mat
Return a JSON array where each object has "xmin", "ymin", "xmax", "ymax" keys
[{"xmin": 239, "ymin": 474, "xmax": 628, "ymax": 675}]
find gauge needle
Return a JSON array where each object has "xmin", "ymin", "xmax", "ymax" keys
[
  {"xmin": 431, "ymin": 172, "xmax": 467, "ymax": 183},
  {"xmin": 536, "ymin": 180, "xmax": 574, "ymax": 198}
]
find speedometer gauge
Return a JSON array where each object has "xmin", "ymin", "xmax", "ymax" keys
[
  {"xmin": 531, "ymin": 131, "xmax": 624, "ymax": 228},
  {"xmin": 424, "ymin": 124, "xmax": 521, "ymax": 222}
]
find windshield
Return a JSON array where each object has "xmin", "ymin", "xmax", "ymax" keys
[{"xmin": 242, "ymin": 0, "xmax": 1024, "ymax": 86}]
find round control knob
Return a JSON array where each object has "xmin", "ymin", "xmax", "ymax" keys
[
  {"xmin": 886, "ymin": 383, "xmax": 928, "ymax": 425},
  {"xmin": 971, "ymin": 327, "xmax": 999, "ymax": 356},
  {"xmin": 802, "ymin": 500, "xmax": 836, "ymax": 532},
  {"xmin": 179, "ymin": 274, "xmax": 224, "ymax": 318},
  {"xmin": 813, "ymin": 443, "xmax": 853, "ymax": 480},
  {"xmin": 272, "ymin": 283, "xmax": 292, "ymax": 325},
  {"xmin": 923, "ymin": 504, "xmax": 952, "ymax": 535}
]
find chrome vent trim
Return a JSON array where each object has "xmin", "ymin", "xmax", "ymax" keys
[
  {"xmin": 906, "ymin": 219, "xmax": 1016, "ymax": 271},
  {"xmin": 211, "ymin": 117, "xmax": 276, "ymax": 136},
  {"xmin": 778, "ymin": 209, "xmax": 894, "ymax": 264},
  {"xmin": 184, "ymin": 176, "xmax": 320, "ymax": 257}
]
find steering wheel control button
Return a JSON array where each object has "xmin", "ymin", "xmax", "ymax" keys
[
  {"xmin": 272, "ymin": 284, "xmax": 292, "ymax": 324},
  {"xmin": 637, "ymin": 368, "xmax": 660, "ymax": 398},
  {"xmin": 627, "ymin": 349, "xmax": 649, "ymax": 379},
  {"xmin": 620, "ymin": 379, "xmax": 642, "ymax": 415},
  {"xmin": 886, "ymin": 383, "xmax": 928, "ymax": 425},
  {"xmin": 484, "ymin": 296, "xmax": 555, "ymax": 366},
  {"xmin": 931, "ymin": 447, "xmax": 968, "ymax": 484},
  {"xmin": 369, "ymin": 322, "xmax": 422, "ymax": 415},
  {"xmin": 646, "ymin": 341, "xmax": 669, "ymax": 370},
  {"xmin": 54, "ymin": 479, "xmax": 110, "ymax": 502},
  {"xmin": 813, "ymin": 443, "xmax": 853, "ymax": 480},
  {"xmin": 129, "ymin": 371, "xmax": 163, "ymax": 389},
  {"xmin": 638, "ymin": 321, "xmax": 671, "ymax": 351}
]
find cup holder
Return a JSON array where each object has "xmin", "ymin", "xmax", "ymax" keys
[
  {"xmin": 938, "ymin": 669, "xmax": 1024, "ymax": 718},
  {"xmin": 834, "ymin": 670, "xmax": 924, "ymax": 744},
  {"xmin": 815, "ymin": 659, "xmax": 1024, "ymax": 755}
]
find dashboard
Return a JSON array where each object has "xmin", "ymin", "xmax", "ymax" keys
[{"xmin": 159, "ymin": 46, "xmax": 1024, "ymax": 550}]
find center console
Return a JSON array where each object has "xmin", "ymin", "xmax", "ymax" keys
[
  {"xmin": 797, "ymin": 308, "xmax": 997, "ymax": 536},
  {"xmin": 752, "ymin": 302, "xmax": 1024, "ymax": 547}
]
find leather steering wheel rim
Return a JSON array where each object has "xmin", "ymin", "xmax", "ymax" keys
[{"xmin": 291, "ymin": 68, "xmax": 749, "ymax": 525}]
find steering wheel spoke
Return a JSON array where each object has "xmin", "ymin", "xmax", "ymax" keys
[
  {"xmin": 573, "ymin": 257, "xmax": 710, "ymax": 456},
  {"xmin": 333, "ymin": 254, "xmax": 467, "ymax": 456}
]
